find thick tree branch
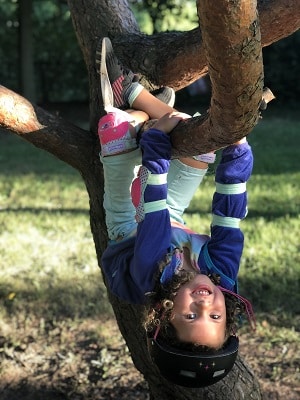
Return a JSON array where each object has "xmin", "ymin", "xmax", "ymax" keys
[
  {"xmin": 66, "ymin": 0, "xmax": 300, "ymax": 126},
  {"xmin": 259, "ymin": 0, "xmax": 300, "ymax": 46},
  {"xmin": 111, "ymin": 0, "xmax": 300, "ymax": 90},
  {"xmin": 0, "ymin": 85, "xmax": 96, "ymax": 173},
  {"xmin": 142, "ymin": 86, "xmax": 275, "ymax": 157},
  {"xmin": 164, "ymin": 0, "xmax": 264, "ymax": 155}
]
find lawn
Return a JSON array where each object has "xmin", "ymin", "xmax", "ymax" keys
[{"xmin": 0, "ymin": 108, "xmax": 299, "ymax": 399}]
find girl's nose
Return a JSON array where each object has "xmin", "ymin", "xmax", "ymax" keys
[{"xmin": 195, "ymin": 299, "xmax": 211, "ymax": 307}]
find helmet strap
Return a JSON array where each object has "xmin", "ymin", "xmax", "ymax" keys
[{"xmin": 218, "ymin": 286, "xmax": 256, "ymax": 331}]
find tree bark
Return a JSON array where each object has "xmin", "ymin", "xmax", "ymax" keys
[
  {"xmin": 107, "ymin": 0, "xmax": 300, "ymax": 90},
  {"xmin": 1, "ymin": 0, "xmax": 299, "ymax": 398}
]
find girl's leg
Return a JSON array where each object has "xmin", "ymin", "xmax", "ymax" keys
[
  {"xmin": 167, "ymin": 160, "xmax": 208, "ymax": 224},
  {"xmin": 98, "ymin": 109, "xmax": 148, "ymax": 241},
  {"xmin": 131, "ymin": 88, "xmax": 175, "ymax": 120},
  {"xmin": 98, "ymin": 36, "xmax": 215, "ymax": 224},
  {"xmin": 97, "ymin": 37, "xmax": 175, "ymax": 112},
  {"xmin": 98, "ymin": 36, "xmax": 192, "ymax": 120},
  {"xmin": 101, "ymin": 149, "xmax": 141, "ymax": 241}
]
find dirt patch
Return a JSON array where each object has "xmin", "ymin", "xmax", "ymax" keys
[
  {"xmin": 0, "ymin": 316, "xmax": 299, "ymax": 400},
  {"xmin": 239, "ymin": 334, "xmax": 300, "ymax": 400}
]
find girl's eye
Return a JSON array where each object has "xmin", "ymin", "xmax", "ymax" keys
[
  {"xmin": 210, "ymin": 314, "xmax": 221, "ymax": 320},
  {"xmin": 185, "ymin": 313, "xmax": 197, "ymax": 320}
]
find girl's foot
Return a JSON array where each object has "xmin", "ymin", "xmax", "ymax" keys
[
  {"xmin": 96, "ymin": 37, "xmax": 175, "ymax": 110},
  {"xmin": 98, "ymin": 109, "xmax": 138, "ymax": 157}
]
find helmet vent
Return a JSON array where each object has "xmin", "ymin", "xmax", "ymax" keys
[
  {"xmin": 213, "ymin": 369, "xmax": 225, "ymax": 377},
  {"xmin": 179, "ymin": 370, "xmax": 196, "ymax": 378}
]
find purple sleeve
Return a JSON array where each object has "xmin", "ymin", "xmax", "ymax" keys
[
  {"xmin": 130, "ymin": 128, "xmax": 172, "ymax": 291},
  {"xmin": 215, "ymin": 142, "xmax": 253, "ymax": 183},
  {"xmin": 199, "ymin": 142, "xmax": 253, "ymax": 288},
  {"xmin": 140, "ymin": 128, "xmax": 171, "ymax": 203},
  {"xmin": 139, "ymin": 128, "xmax": 171, "ymax": 174},
  {"xmin": 132, "ymin": 211, "xmax": 171, "ymax": 289}
]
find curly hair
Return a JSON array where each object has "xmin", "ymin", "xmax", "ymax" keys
[{"xmin": 143, "ymin": 259, "xmax": 245, "ymax": 353}]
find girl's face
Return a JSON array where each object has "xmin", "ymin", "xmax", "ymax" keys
[{"xmin": 170, "ymin": 274, "xmax": 226, "ymax": 349}]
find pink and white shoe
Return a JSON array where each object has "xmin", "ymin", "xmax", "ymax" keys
[{"xmin": 98, "ymin": 108, "xmax": 137, "ymax": 156}]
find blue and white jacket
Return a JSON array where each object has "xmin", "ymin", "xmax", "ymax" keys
[{"xmin": 101, "ymin": 128, "xmax": 253, "ymax": 304}]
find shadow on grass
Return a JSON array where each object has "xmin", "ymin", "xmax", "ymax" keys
[
  {"xmin": 246, "ymin": 209, "xmax": 300, "ymax": 221},
  {"xmin": 0, "ymin": 281, "xmax": 113, "ymax": 321},
  {"xmin": 1, "ymin": 205, "xmax": 298, "ymax": 225},
  {"xmin": 0, "ymin": 207, "xmax": 90, "ymax": 216},
  {"xmin": 184, "ymin": 208, "xmax": 300, "ymax": 221},
  {"xmin": 0, "ymin": 130, "xmax": 82, "ymax": 177},
  {"xmin": 238, "ymin": 273, "xmax": 300, "ymax": 329}
]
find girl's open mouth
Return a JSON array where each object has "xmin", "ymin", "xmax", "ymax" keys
[{"xmin": 192, "ymin": 285, "xmax": 212, "ymax": 295}]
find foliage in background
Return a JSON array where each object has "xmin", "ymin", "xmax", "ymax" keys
[
  {"xmin": 0, "ymin": 0, "xmax": 19, "ymax": 93},
  {"xmin": 0, "ymin": 0, "xmax": 88, "ymax": 103},
  {"xmin": 130, "ymin": 0, "xmax": 198, "ymax": 33},
  {"xmin": 32, "ymin": 1, "xmax": 88, "ymax": 103},
  {"xmin": 0, "ymin": 0, "xmax": 299, "ymax": 104}
]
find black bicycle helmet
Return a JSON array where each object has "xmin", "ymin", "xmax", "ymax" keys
[{"xmin": 147, "ymin": 334, "xmax": 239, "ymax": 387}]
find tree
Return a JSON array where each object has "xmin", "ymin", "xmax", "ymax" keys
[{"xmin": 0, "ymin": 0, "xmax": 299, "ymax": 398}]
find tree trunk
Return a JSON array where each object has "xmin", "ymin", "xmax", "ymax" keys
[{"xmin": 1, "ymin": 0, "xmax": 299, "ymax": 398}]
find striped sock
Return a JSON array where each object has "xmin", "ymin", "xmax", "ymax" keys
[
  {"xmin": 112, "ymin": 76, "xmax": 125, "ymax": 108},
  {"xmin": 112, "ymin": 78, "xmax": 143, "ymax": 109}
]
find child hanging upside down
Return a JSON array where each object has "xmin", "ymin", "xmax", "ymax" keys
[{"xmin": 96, "ymin": 37, "xmax": 256, "ymax": 387}]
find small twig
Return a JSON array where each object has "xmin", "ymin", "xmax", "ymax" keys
[{"xmin": 259, "ymin": 87, "xmax": 276, "ymax": 110}]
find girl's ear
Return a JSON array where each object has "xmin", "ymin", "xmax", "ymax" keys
[{"xmin": 162, "ymin": 299, "xmax": 174, "ymax": 310}]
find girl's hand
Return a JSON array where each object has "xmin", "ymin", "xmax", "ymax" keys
[{"xmin": 152, "ymin": 112, "xmax": 191, "ymax": 134}]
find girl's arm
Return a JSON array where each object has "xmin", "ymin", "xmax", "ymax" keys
[
  {"xmin": 130, "ymin": 122, "xmax": 176, "ymax": 294},
  {"xmin": 199, "ymin": 140, "xmax": 254, "ymax": 290}
]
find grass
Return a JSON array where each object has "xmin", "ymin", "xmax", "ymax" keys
[
  {"xmin": 0, "ymin": 109, "xmax": 300, "ymax": 397},
  {"xmin": 0, "ymin": 132, "xmax": 112, "ymax": 321}
]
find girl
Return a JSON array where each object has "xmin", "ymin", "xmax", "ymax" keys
[{"xmin": 97, "ymin": 37, "xmax": 255, "ymax": 387}]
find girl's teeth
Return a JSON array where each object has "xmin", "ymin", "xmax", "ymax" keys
[{"xmin": 196, "ymin": 290, "xmax": 209, "ymax": 295}]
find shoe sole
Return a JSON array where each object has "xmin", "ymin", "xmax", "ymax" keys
[
  {"xmin": 96, "ymin": 38, "xmax": 176, "ymax": 109},
  {"xmin": 162, "ymin": 88, "xmax": 175, "ymax": 108},
  {"xmin": 96, "ymin": 38, "xmax": 114, "ymax": 111},
  {"xmin": 167, "ymin": 89, "xmax": 175, "ymax": 108}
]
